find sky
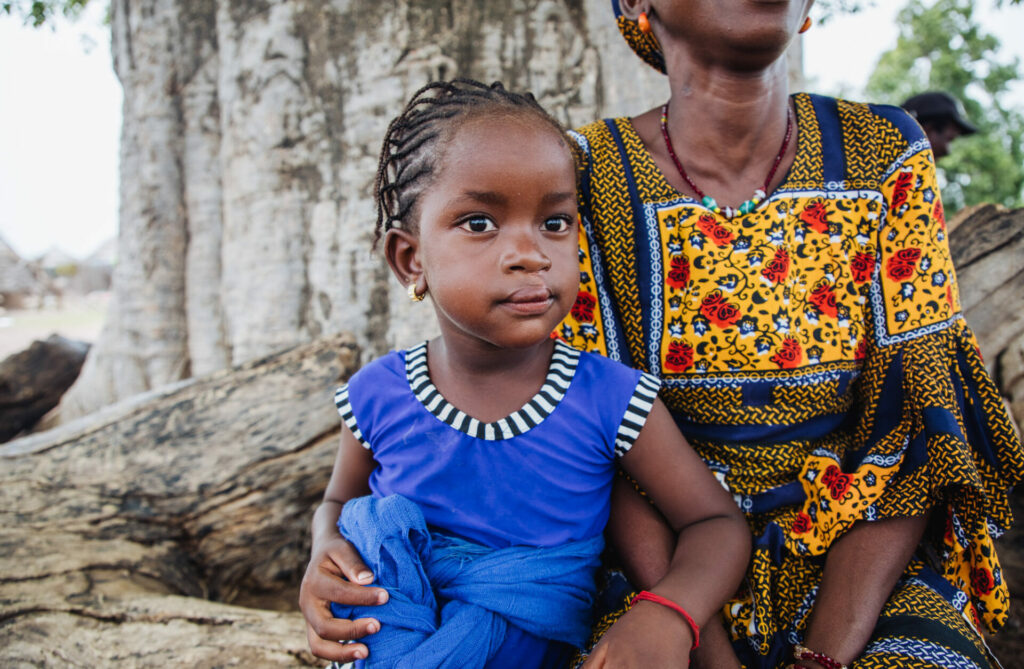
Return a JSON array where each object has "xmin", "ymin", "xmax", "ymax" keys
[{"xmin": 0, "ymin": 1, "xmax": 1022, "ymax": 261}]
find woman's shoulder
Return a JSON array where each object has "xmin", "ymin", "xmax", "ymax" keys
[
  {"xmin": 795, "ymin": 92, "xmax": 927, "ymax": 146},
  {"xmin": 568, "ymin": 117, "xmax": 634, "ymax": 153}
]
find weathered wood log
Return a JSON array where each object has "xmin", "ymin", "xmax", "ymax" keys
[
  {"xmin": 948, "ymin": 204, "xmax": 1024, "ymax": 366},
  {"xmin": 0, "ymin": 335, "xmax": 89, "ymax": 442},
  {"xmin": 0, "ymin": 332, "xmax": 360, "ymax": 667}
]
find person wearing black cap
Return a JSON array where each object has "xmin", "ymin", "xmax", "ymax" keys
[{"xmin": 902, "ymin": 91, "xmax": 978, "ymax": 160}]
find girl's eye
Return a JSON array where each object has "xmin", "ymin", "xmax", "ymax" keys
[
  {"xmin": 459, "ymin": 217, "xmax": 496, "ymax": 233},
  {"xmin": 542, "ymin": 216, "xmax": 571, "ymax": 233}
]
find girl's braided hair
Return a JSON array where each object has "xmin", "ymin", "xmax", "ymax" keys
[{"xmin": 372, "ymin": 78, "xmax": 571, "ymax": 247}]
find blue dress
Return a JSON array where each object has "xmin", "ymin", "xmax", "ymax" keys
[{"xmin": 332, "ymin": 339, "xmax": 660, "ymax": 668}]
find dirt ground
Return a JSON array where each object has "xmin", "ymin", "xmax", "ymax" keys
[{"xmin": 0, "ymin": 293, "xmax": 108, "ymax": 360}]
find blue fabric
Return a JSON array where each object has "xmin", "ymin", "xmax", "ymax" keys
[{"xmin": 330, "ymin": 495, "xmax": 604, "ymax": 669}]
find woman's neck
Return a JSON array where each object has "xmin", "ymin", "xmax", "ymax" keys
[{"xmin": 634, "ymin": 55, "xmax": 797, "ymax": 208}]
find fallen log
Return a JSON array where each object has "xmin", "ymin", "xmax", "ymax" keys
[
  {"xmin": 0, "ymin": 332, "xmax": 360, "ymax": 666},
  {"xmin": 948, "ymin": 203, "xmax": 1024, "ymax": 366},
  {"xmin": 0, "ymin": 334, "xmax": 89, "ymax": 442}
]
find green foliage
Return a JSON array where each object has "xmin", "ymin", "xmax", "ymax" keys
[
  {"xmin": 815, "ymin": 1, "xmax": 878, "ymax": 25},
  {"xmin": 865, "ymin": 0, "xmax": 1024, "ymax": 211},
  {"xmin": 1, "ymin": 0, "xmax": 90, "ymax": 27}
]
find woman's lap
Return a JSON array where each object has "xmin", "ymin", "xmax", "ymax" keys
[{"xmin": 578, "ymin": 563, "xmax": 1000, "ymax": 669}]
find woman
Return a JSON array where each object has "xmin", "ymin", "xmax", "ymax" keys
[{"xmin": 301, "ymin": 1, "xmax": 1024, "ymax": 666}]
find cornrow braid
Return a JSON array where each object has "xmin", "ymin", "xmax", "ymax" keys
[{"xmin": 372, "ymin": 78, "xmax": 569, "ymax": 247}]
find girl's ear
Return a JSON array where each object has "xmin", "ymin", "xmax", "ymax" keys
[{"xmin": 383, "ymin": 228, "xmax": 426, "ymax": 293}]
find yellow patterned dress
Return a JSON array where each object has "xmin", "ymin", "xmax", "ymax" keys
[{"xmin": 560, "ymin": 93, "xmax": 1024, "ymax": 668}]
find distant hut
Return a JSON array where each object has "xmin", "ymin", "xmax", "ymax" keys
[{"xmin": 0, "ymin": 236, "xmax": 48, "ymax": 309}]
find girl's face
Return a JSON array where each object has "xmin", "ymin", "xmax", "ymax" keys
[{"xmin": 407, "ymin": 114, "xmax": 580, "ymax": 353}]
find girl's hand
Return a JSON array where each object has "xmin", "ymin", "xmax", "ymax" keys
[
  {"xmin": 581, "ymin": 601, "xmax": 693, "ymax": 668},
  {"xmin": 690, "ymin": 614, "xmax": 744, "ymax": 669},
  {"xmin": 299, "ymin": 534, "xmax": 389, "ymax": 662}
]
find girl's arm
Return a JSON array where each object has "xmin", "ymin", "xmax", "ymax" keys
[
  {"xmin": 584, "ymin": 399, "xmax": 752, "ymax": 668},
  {"xmin": 299, "ymin": 426, "xmax": 388, "ymax": 662},
  {"xmin": 605, "ymin": 481, "xmax": 743, "ymax": 669}
]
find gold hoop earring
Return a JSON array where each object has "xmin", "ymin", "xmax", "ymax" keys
[
  {"xmin": 408, "ymin": 283, "xmax": 425, "ymax": 302},
  {"xmin": 799, "ymin": 16, "xmax": 812, "ymax": 34},
  {"xmin": 638, "ymin": 11, "xmax": 652, "ymax": 34}
]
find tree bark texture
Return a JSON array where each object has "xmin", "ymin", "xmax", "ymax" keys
[
  {"xmin": 55, "ymin": 0, "xmax": 669, "ymax": 423},
  {"xmin": 0, "ymin": 332, "xmax": 359, "ymax": 666}
]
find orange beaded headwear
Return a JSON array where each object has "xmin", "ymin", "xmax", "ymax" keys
[{"xmin": 612, "ymin": 0, "xmax": 666, "ymax": 74}]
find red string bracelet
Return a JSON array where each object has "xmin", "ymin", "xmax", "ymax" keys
[
  {"xmin": 629, "ymin": 590, "xmax": 700, "ymax": 649},
  {"xmin": 793, "ymin": 644, "xmax": 848, "ymax": 669}
]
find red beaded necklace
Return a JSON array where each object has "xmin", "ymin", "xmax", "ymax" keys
[{"xmin": 659, "ymin": 102, "xmax": 793, "ymax": 219}]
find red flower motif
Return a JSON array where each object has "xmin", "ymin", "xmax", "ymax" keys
[
  {"xmin": 695, "ymin": 213, "xmax": 717, "ymax": 237},
  {"xmin": 894, "ymin": 248, "xmax": 923, "ymax": 264},
  {"xmin": 709, "ymin": 225, "xmax": 734, "ymax": 246},
  {"xmin": 971, "ymin": 567, "xmax": 995, "ymax": 595},
  {"xmin": 808, "ymin": 283, "xmax": 838, "ymax": 318},
  {"xmin": 700, "ymin": 291, "xmax": 741, "ymax": 328},
  {"xmin": 770, "ymin": 337, "xmax": 802, "ymax": 369},
  {"xmin": 821, "ymin": 464, "xmax": 852, "ymax": 500},
  {"xmin": 761, "ymin": 248, "xmax": 790, "ymax": 284},
  {"xmin": 696, "ymin": 213, "xmax": 734, "ymax": 247},
  {"xmin": 570, "ymin": 291, "xmax": 596, "ymax": 323},
  {"xmin": 792, "ymin": 511, "xmax": 813, "ymax": 534},
  {"xmin": 890, "ymin": 169, "xmax": 915, "ymax": 214},
  {"xmin": 799, "ymin": 199, "xmax": 829, "ymax": 234},
  {"xmin": 934, "ymin": 199, "xmax": 946, "ymax": 231},
  {"xmin": 885, "ymin": 247, "xmax": 921, "ymax": 282},
  {"xmin": 850, "ymin": 252, "xmax": 874, "ymax": 284},
  {"xmin": 854, "ymin": 338, "xmax": 867, "ymax": 361},
  {"xmin": 665, "ymin": 341, "xmax": 695, "ymax": 372},
  {"xmin": 667, "ymin": 255, "xmax": 691, "ymax": 288}
]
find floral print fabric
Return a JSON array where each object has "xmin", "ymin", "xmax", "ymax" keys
[{"xmin": 559, "ymin": 93, "xmax": 1023, "ymax": 663}]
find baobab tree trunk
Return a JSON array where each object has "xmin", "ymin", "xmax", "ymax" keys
[{"xmin": 51, "ymin": 0, "xmax": 669, "ymax": 425}]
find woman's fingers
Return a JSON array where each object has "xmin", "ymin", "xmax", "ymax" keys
[
  {"xmin": 305, "ymin": 617, "xmax": 379, "ymax": 662},
  {"xmin": 331, "ymin": 539, "xmax": 380, "ymax": 587},
  {"xmin": 306, "ymin": 560, "xmax": 389, "ymax": 608}
]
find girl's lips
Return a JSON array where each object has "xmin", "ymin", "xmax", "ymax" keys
[{"xmin": 502, "ymin": 287, "xmax": 554, "ymax": 314}]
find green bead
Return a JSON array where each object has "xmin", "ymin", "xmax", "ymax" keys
[
  {"xmin": 739, "ymin": 200, "xmax": 756, "ymax": 215},
  {"xmin": 701, "ymin": 196, "xmax": 718, "ymax": 210}
]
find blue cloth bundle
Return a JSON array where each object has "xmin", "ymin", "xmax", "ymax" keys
[{"xmin": 330, "ymin": 494, "xmax": 604, "ymax": 669}]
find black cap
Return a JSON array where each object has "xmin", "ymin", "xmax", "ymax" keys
[{"xmin": 901, "ymin": 91, "xmax": 978, "ymax": 135}]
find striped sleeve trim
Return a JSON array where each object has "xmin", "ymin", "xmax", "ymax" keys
[
  {"xmin": 334, "ymin": 384, "xmax": 370, "ymax": 450},
  {"xmin": 614, "ymin": 372, "xmax": 661, "ymax": 457}
]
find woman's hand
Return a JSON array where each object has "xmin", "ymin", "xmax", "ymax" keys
[
  {"xmin": 581, "ymin": 601, "xmax": 694, "ymax": 669},
  {"xmin": 299, "ymin": 533, "xmax": 389, "ymax": 662}
]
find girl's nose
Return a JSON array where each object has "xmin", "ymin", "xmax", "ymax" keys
[{"xmin": 503, "ymin": 229, "xmax": 551, "ymax": 273}]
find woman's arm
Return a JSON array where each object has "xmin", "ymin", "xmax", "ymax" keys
[
  {"xmin": 796, "ymin": 514, "xmax": 928, "ymax": 667},
  {"xmin": 299, "ymin": 427, "xmax": 389, "ymax": 662},
  {"xmin": 584, "ymin": 399, "xmax": 752, "ymax": 668}
]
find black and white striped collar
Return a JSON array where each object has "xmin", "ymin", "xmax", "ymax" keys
[{"xmin": 404, "ymin": 339, "xmax": 581, "ymax": 440}]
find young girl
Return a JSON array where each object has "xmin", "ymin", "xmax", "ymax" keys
[{"xmin": 304, "ymin": 79, "xmax": 750, "ymax": 668}]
